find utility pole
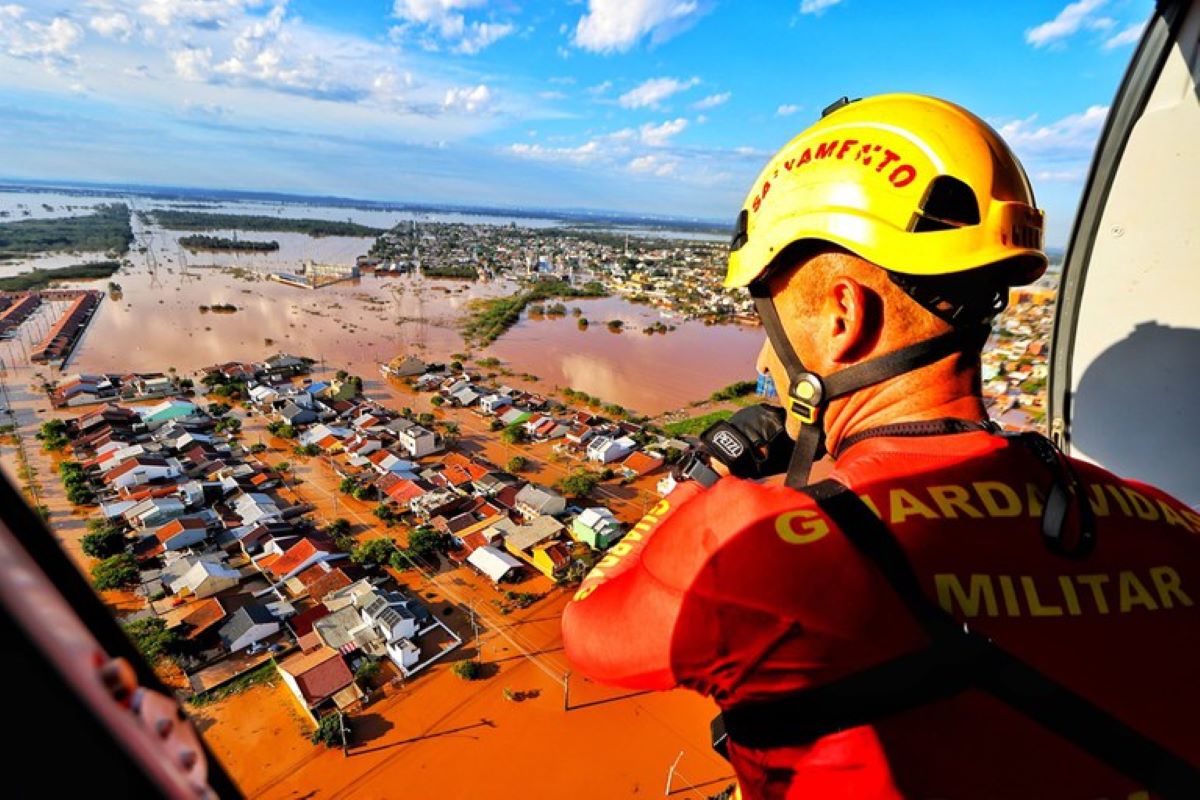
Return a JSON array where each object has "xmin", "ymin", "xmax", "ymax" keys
[
  {"xmin": 470, "ymin": 599, "xmax": 481, "ymax": 662},
  {"xmin": 562, "ymin": 670, "xmax": 571, "ymax": 711},
  {"xmin": 339, "ymin": 710, "xmax": 348, "ymax": 758},
  {"xmin": 664, "ymin": 751, "xmax": 683, "ymax": 796}
]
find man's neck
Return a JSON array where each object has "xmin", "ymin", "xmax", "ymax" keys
[{"xmin": 821, "ymin": 359, "xmax": 988, "ymax": 456}]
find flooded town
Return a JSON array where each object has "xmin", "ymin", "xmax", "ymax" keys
[{"xmin": 0, "ymin": 186, "xmax": 1060, "ymax": 798}]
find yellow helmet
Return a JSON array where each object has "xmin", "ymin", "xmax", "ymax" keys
[{"xmin": 725, "ymin": 93, "xmax": 1047, "ymax": 289}]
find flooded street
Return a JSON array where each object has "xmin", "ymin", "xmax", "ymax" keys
[{"xmin": 1, "ymin": 190, "xmax": 759, "ymax": 415}]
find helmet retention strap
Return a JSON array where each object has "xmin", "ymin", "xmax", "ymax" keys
[{"xmin": 750, "ymin": 283, "xmax": 981, "ymax": 489}]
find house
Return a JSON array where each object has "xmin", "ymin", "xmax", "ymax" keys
[
  {"xmin": 571, "ymin": 507, "xmax": 625, "ymax": 550},
  {"xmin": 379, "ymin": 475, "xmax": 430, "ymax": 509},
  {"xmin": 494, "ymin": 516, "xmax": 569, "ymax": 579},
  {"xmin": 104, "ymin": 455, "xmax": 183, "ymax": 490},
  {"xmin": 277, "ymin": 646, "xmax": 363, "ymax": 723},
  {"xmin": 360, "ymin": 590, "xmax": 432, "ymax": 671},
  {"xmin": 587, "ymin": 435, "xmax": 637, "ymax": 464},
  {"xmin": 368, "ymin": 449, "xmax": 418, "ymax": 476},
  {"xmin": 169, "ymin": 556, "xmax": 242, "ymax": 599},
  {"xmin": 381, "ymin": 355, "xmax": 428, "ymax": 378},
  {"xmin": 259, "ymin": 353, "xmax": 311, "ymax": 379},
  {"xmin": 621, "ymin": 450, "xmax": 665, "ymax": 478},
  {"xmin": 124, "ymin": 496, "xmax": 187, "ymax": 529},
  {"xmin": 279, "ymin": 401, "xmax": 317, "ymax": 427},
  {"xmin": 140, "ymin": 399, "xmax": 200, "ymax": 430},
  {"xmin": 260, "ymin": 537, "xmax": 344, "ymax": 584},
  {"xmin": 232, "ymin": 492, "xmax": 283, "ymax": 527},
  {"xmin": 174, "ymin": 597, "xmax": 228, "ymax": 644},
  {"xmin": 479, "ymin": 394, "xmax": 512, "ymax": 414},
  {"xmin": 147, "ymin": 515, "xmax": 211, "ymax": 552},
  {"xmin": 514, "ymin": 483, "xmax": 567, "ymax": 518},
  {"xmin": 218, "ymin": 604, "xmax": 280, "ymax": 652},
  {"xmin": 390, "ymin": 419, "xmax": 443, "ymax": 458},
  {"xmin": 498, "ymin": 407, "xmax": 531, "ymax": 427},
  {"xmin": 249, "ymin": 384, "xmax": 280, "ymax": 406},
  {"xmin": 467, "ymin": 545, "xmax": 523, "ymax": 583}
]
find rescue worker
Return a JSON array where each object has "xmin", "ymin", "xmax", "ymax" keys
[{"xmin": 560, "ymin": 94, "xmax": 1200, "ymax": 799}]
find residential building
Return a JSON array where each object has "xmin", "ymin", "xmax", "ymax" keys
[
  {"xmin": 467, "ymin": 545, "xmax": 523, "ymax": 583},
  {"xmin": 571, "ymin": 507, "xmax": 625, "ymax": 550},
  {"xmin": 514, "ymin": 483, "xmax": 567, "ymax": 518},
  {"xmin": 277, "ymin": 647, "xmax": 363, "ymax": 724},
  {"xmin": 218, "ymin": 604, "xmax": 280, "ymax": 652}
]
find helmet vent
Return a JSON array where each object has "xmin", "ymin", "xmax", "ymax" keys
[{"xmin": 911, "ymin": 175, "xmax": 981, "ymax": 232}]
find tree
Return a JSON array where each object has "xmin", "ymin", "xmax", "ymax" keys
[
  {"xmin": 207, "ymin": 401, "xmax": 231, "ymax": 417},
  {"xmin": 500, "ymin": 424, "xmax": 527, "ymax": 445},
  {"xmin": 430, "ymin": 395, "xmax": 444, "ymax": 407},
  {"xmin": 310, "ymin": 713, "xmax": 348, "ymax": 748},
  {"xmin": 556, "ymin": 469, "xmax": 600, "ymax": 498},
  {"xmin": 37, "ymin": 419, "xmax": 69, "ymax": 451},
  {"xmin": 91, "ymin": 553, "xmax": 139, "ymax": 590},
  {"xmin": 354, "ymin": 658, "xmax": 382, "ymax": 688},
  {"xmin": 327, "ymin": 517, "xmax": 352, "ymax": 538},
  {"xmin": 373, "ymin": 503, "xmax": 396, "ymax": 525},
  {"xmin": 407, "ymin": 526, "xmax": 449, "ymax": 562},
  {"xmin": 123, "ymin": 617, "xmax": 180, "ymax": 665},
  {"xmin": 352, "ymin": 484, "xmax": 375, "ymax": 501},
  {"xmin": 418, "ymin": 412, "xmax": 436, "ymax": 427},
  {"xmin": 339, "ymin": 477, "xmax": 358, "ymax": 495},
  {"xmin": 452, "ymin": 660, "xmax": 482, "ymax": 681},
  {"xmin": 352, "ymin": 537, "xmax": 398, "ymax": 567},
  {"xmin": 82, "ymin": 522, "xmax": 126, "ymax": 559},
  {"xmin": 507, "ymin": 455, "xmax": 528, "ymax": 473}
]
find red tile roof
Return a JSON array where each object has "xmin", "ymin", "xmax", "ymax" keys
[
  {"xmin": 306, "ymin": 567, "xmax": 353, "ymax": 602},
  {"xmin": 155, "ymin": 516, "xmax": 208, "ymax": 543},
  {"xmin": 177, "ymin": 598, "xmax": 227, "ymax": 640},
  {"xmin": 280, "ymin": 647, "xmax": 354, "ymax": 708},
  {"xmin": 621, "ymin": 450, "xmax": 665, "ymax": 476},
  {"xmin": 268, "ymin": 538, "xmax": 336, "ymax": 579},
  {"xmin": 288, "ymin": 603, "xmax": 331, "ymax": 636},
  {"xmin": 384, "ymin": 478, "xmax": 427, "ymax": 505}
]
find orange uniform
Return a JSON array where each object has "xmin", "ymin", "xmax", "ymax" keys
[{"xmin": 561, "ymin": 429, "xmax": 1200, "ymax": 799}]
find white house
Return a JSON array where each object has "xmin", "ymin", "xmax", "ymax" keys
[
  {"xmin": 232, "ymin": 492, "xmax": 282, "ymax": 527},
  {"xmin": 147, "ymin": 515, "xmax": 211, "ymax": 552},
  {"xmin": 124, "ymin": 497, "xmax": 187, "ymax": 529},
  {"xmin": 467, "ymin": 545, "xmax": 524, "ymax": 583},
  {"xmin": 218, "ymin": 605, "xmax": 280, "ymax": 652},
  {"xmin": 105, "ymin": 456, "xmax": 183, "ymax": 490},
  {"xmin": 586, "ymin": 435, "xmax": 637, "ymax": 464},
  {"xmin": 479, "ymin": 394, "xmax": 512, "ymax": 415},
  {"xmin": 170, "ymin": 557, "xmax": 242, "ymax": 598},
  {"xmin": 392, "ymin": 420, "xmax": 442, "ymax": 458}
]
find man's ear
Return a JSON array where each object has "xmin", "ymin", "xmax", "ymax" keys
[{"xmin": 826, "ymin": 277, "xmax": 881, "ymax": 363}]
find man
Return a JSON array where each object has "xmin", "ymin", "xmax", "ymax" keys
[{"xmin": 561, "ymin": 94, "xmax": 1200, "ymax": 799}]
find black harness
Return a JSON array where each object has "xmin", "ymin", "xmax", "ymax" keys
[{"xmin": 710, "ymin": 465, "xmax": 1200, "ymax": 798}]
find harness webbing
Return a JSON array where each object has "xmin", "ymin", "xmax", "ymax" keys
[{"xmin": 715, "ymin": 478, "xmax": 1200, "ymax": 798}]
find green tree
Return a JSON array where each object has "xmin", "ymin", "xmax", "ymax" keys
[
  {"xmin": 123, "ymin": 617, "xmax": 180, "ymax": 665},
  {"xmin": 452, "ymin": 660, "xmax": 482, "ymax": 681},
  {"xmin": 81, "ymin": 522, "xmax": 126, "ymax": 559},
  {"xmin": 500, "ymin": 424, "xmax": 527, "ymax": 445},
  {"xmin": 352, "ymin": 484, "xmax": 375, "ymax": 501},
  {"xmin": 354, "ymin": 658, "xmax": 382, "ymax": 688},
  {"xmin": 327, "ymin": 517, "xmax": 352, "ymax": 538},
  {"xmin": 339, "ymin": 477, "xmax": 357, "ymax": 494},
  {"xmin": 556, "ymin": 469, "xmax": 600, "ymax": 498},
  {"xmin": 37, "ymin": 419, "xmax": 69, "ymax": 451},
  {"xmin": 430, "ymin": 395, "xmax": 445, "ymax": 407},
  {"xmin": 506, "ymin": 455, "xmax": 529, "ymax": 473},
  {"xmin": 407, "ymin": 526, "xmax": 449, "ymax": 561},
  {"xmin": 352, "ymin": 537, "xmax": 398, "ymax": 567},
  {"xmin": 91, "ymin": 553, "xmax": 139, "ymax": 590},
  {"xmin": 310, "ymin": 713, "xmax": 348, "ymax": 748}
]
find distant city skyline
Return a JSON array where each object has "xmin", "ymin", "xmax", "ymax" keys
[{"xmin": 0, "ymin": 0, "xmax": 1153, "ymax": 247}]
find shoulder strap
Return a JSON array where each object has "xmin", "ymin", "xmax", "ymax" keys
[{"xmin": 717, "ymin": 479, "xmax": 1200, "ymax": 798}]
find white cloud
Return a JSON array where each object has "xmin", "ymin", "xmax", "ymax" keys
[
  {"xmin": 171, "ymin": 46, "xmax": 212, "ymax": 80},
  {"xmin": 442, "ymin": 83, "xmax": 491, "ymax": 113},
  {"xmin": 776, "ymin": 103, "xmax": 802, "ymax": 116},
  {"xmin": 538, "ymin": 90, "xmax": 566, "ymax": 100},
  {"xmin": 137, "ymin": 0, "xmax": 264, "ymax": 28},
  {"xmin": 390, "ymin": 0, "xmax": 512, "ymax": 54},
  {"xmin": 799, "ymin": 0, "xmax": 844, "ymax": 14},
  {"xmin": 0, "ymin": 9, "xmax": 84, "ymax": 66},
  {"xmin": 508, "ymin": 140, "xmax": 601, "ymax": 162},
  {"xmin": 639, "ymin": 117, "xmax": 686, "ymax": 146},
  {"xmin": 618, "ymin": 76, "xmax": 699, "ymax": 109},
  {"xmin": 999, "ymin": 105, "xmax": 1108, "ymax": 155},
  {"xmin": 1025, "ymin": 0, "xmax": 1113, "ymax": 48},
  {"xmin": 691, "ymin": 91, "xmax": 729, "ymax": 110},
  {"xmin": 573, "ymin": 0, "xmax": 707, "ymax": 54},
  {"xmin": 628, "ymin": 153, "xmax": 676, "ymax": 176},
  {"xmin": 1034, "ymin": 169, "xmax": 1083, "ymax": 183},
  {"xmin": 1103, "ymin": 20, "xmax": 1145, "ymax": 50},
  {"xmin": 89, "ymin": 12, "xmax": 135, "ymax": 42},
  {"xmin": 587, "ymin": 79, "xmax": 612, "ymax": 95}
]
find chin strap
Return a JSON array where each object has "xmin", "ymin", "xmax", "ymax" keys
[{"xmin": 750, "ymin": 284, "xmax": 985, "ymax": 489}]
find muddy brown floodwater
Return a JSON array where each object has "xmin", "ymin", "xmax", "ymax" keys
[{"xmin": 8, "ymin": 206, "xmax": 762, "ymax": 415}]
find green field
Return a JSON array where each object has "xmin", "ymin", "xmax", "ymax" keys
[
  {"xmin": 462, "ymin": 278, "xmax": 607, "ymax": 345},
  {"xmin": 0, "ymin": 261, "xmax": 122, "ymax": 292},
  {"xmin": 179, "ymin": 234, "xmax": 280, "ymax": 253},
  {"xmin": 663, "ymin": 409, "xmax": 734, "ymax": 437},
  {"xmin": 150, "ymin": 210, "xmax": 384, "ymax": 238},
  {"xmin": 0, "ymin": 204, "xmax": 132, "ymax": 258}
]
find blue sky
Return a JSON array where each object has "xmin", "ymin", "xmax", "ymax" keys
[{"xmin": 0, "ymin": 0, "xmax": 1153, "ymax": 245}]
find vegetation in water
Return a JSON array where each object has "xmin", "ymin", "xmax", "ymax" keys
[
  {"xmin": 150, "ymin": 209, "xmax": 384, "ymax": 238},
  {"xmin": 0, "ymin": 203, "xmax": 132, "ymax": 258},
  {"xmin": 179, "ymin": 234, "xmax": 280, "ymax": 253},
  {"xmin": 0, "ymin": 261, "xmax": 122, "ymax": 292}
]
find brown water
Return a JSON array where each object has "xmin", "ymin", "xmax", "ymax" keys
[
  {"xmin": 2, "ymin": 202, "xmax": 760, "ymax": 414},
  {"xmin": 487, "ymin": 298, "xmax": 762, "ymax": 414}
]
